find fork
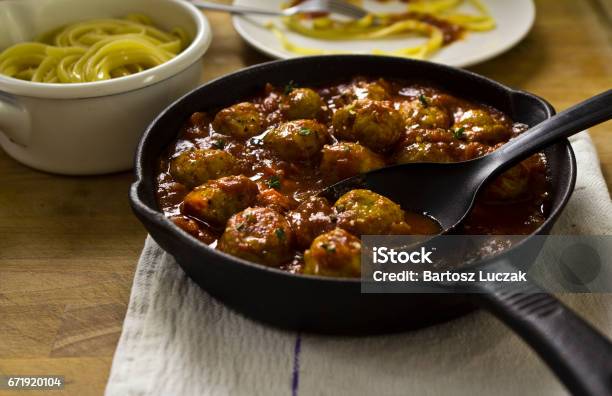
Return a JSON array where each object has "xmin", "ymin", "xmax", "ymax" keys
[{"xmin": 190, "ymin": 0, "xmax": 368, "ymax": 19}]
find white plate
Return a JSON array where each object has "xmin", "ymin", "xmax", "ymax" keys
[{"xmin": 232, "ymin": 0, "xmax": 535, "ymax": 68}]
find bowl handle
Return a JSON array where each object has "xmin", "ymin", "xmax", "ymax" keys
[{"xmin": 0, "ymin": 93, "xmax": 31, "ymax": 147}]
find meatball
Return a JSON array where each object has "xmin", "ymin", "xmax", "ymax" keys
[
  {"xmin": 455, "ymin": 109, "xmax": 511, "ymax": 144},
  {"xmin": 263, "ymin": 119, "xmax": 329, "ymax": 161},
  {"xmin": 334, "ymin": 189, "xmax": 411, "ymax": 236},
  {"xmin": 182, "ymin": 175, "xmax": 259, "ymax": 226},
  {"xmin": 218, "ymin": 207, "xmax": 294, "ymax": 266},
  {"xmin": 400, "ymin": 98, "xmax": 451, "ymax": 129},
  {"xmin": 352, "ymin": 80, "xmax": 391, "ymax": 101},
  {"xmin": 394, "ymin": 142, "xmax": 455, "ymax": 163},
  {"xmin": 256, "ymin": 188, "xmax": 297, "ymax": 213},
  {"xmin": 169, "ymin": 215, "xmax": 216, "ymax": 244},
  {"xmin": 404, "ymin": 127, "xmax": 454, "ymax": 144},
  {"xmin": 320, "ymin": 142, "xmax": 385, "ymax": 182},
  {"xmin": 288, "ymin": 196, "xmax": 336, "ymax": 249},
  {"xmin": 332, "ymin": 99, "xmax": 404, "ymax": 152},
  {"xmin": 483, "ymin": 163, "xmax": 530, "ymax": 203},
  {"xmin": 303, "ymin": 228, "xmax": 361, "ymax": 277},
  {"xmin": 454, "ymin": 141, "xmax": 492, "ymax": 161},
  {"xmin": 212, "ymin": 102, "xmax": 265, "ymax": 138},
  {"xmin": 282, "ymin": 88, "xmax": 323, "ymax": 120},
  {"xmin": 170, "ymin": 148, "xmax": 238, "ymax": 188}
]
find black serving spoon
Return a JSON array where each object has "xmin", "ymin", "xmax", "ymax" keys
[{"xmin": 321, "ymin": 90, "xmax": 612, "ymax": 231}]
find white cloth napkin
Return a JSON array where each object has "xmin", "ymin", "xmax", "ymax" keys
[{"xmin": 106, "ymin": 132, "xmax": 612, "ymax": 396}]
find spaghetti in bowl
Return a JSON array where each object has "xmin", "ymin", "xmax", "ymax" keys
[
  {"xmin": 0, "ymin": 14, "xmax": 192, "ymax": 84},
  {"xmin": 0, "ymin": 0, "xmax": 210, "ymax": 98},
  {"xmin": 0, "ymin": 0, "xmax": 211, "ymax": 174}
]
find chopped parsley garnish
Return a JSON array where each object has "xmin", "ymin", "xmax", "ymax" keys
[
  {"xmin": 266, "ymin": 175, "xmax": 281, "ymax": 190},
  {"xmin": 211, "ymin": 140, "xmax": 226, "ymax": 149},
  {"xmin": 299, "ymin": 127, "xmax": 312, "ymax": 136},
  {"xmin": 275, "ymin": 228, "xmax": 286, "ymax": 240},
  {"xmin": 418, "ymin": 94, "xmax": 428, "ymax": 107},
  {"xmin": 284, "ymin": 80, "xmax": 297, "ymax": 95},
  {"xmin": 453, "ymin": 127, "xmax": 465, "ymax": 140},
  {"xmin": 236, "ymin": 222, "xmax": 246, "ymax": 231}
]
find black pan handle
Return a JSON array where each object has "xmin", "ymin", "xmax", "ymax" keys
[{"xmin": 470, "ymin": 260, "xmax": 612, "ymax": 396}]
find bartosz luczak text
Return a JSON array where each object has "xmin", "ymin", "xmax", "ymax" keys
[{"xmin": 369, "ymin": 246, "xmax": 527, "ymax": 283}]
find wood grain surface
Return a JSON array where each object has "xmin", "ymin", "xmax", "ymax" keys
[{"xmin": 0, "ymin": 1, "xmax": 610, "ymax": 395}]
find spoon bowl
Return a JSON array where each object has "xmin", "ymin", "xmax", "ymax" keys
[{"xmin": 321, "ymin": 159, "xmax": 484, "ymax": 231}]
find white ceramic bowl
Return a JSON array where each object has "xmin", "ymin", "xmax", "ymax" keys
[{"xmin": 0, "ymin": 0, "xmax": 212, "ymax": 175}]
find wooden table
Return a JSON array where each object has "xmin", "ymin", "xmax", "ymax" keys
[{"xmin": 0, "ymin": 1, "xmax": 610, "ymax": 395}]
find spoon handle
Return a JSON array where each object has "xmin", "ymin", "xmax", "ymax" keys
[
  {"xmin": 489, "ymin": 90, "xmax": 612, "ymax": 171},
  {"xmin": 472, "ymin": 259, "xmax": 612, "ymax": 396}
]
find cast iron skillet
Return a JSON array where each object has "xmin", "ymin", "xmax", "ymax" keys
[{"xmin": 129, "ymin": 56, "xmax": 612, "ymax": 395}]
